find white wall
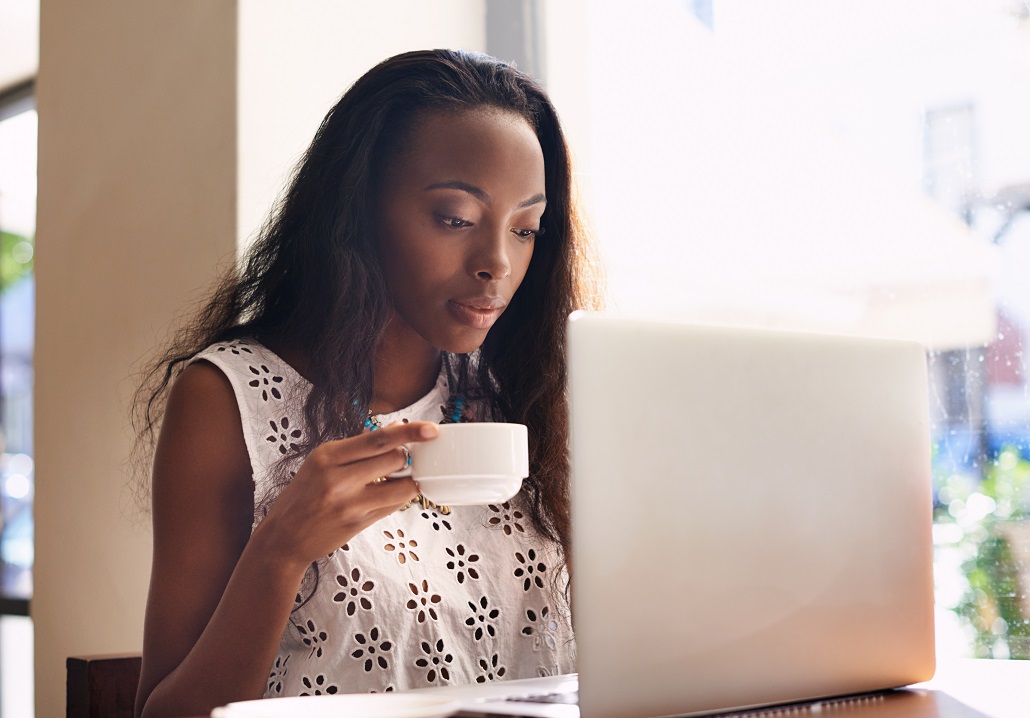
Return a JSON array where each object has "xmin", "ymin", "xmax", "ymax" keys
[
  {"xmin": 34, "ymin": 2, "xmax": 486, "ymax": 716},
  {"xmin": 0, "ymin": 0, "xmax": 39, "ymax": 92},
  {"xmin": 34, "ymin": 3, "xmax": 238, "ymax": 717},
  {"xmin": 237, "ymin": 0, "xmax": 487, "ymax": 250}
]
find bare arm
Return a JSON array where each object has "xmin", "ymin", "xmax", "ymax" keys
[{"xmin": 135, "ymin": 361, "xmax": 436, "ymax": 718}]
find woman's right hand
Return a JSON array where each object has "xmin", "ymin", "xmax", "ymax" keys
[{"xmin": 251, "ymin": 421, "xmax": 438, "ymax": 569}]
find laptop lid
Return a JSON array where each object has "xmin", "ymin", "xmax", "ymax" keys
[{"xmin": 566, "ymin": 313, "xmax": 936, "ymax": 718}]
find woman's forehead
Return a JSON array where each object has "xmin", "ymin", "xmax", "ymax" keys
[{"xmin": 387, "ymin": 108, "xmax": 546, "ymax": 198}]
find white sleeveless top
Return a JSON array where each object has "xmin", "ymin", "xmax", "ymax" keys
[{"xmin": 192, "ymin": 339, "xmax": 575, "ymax": 696}]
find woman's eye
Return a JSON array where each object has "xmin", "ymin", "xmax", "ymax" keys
[
  {"xmin": 512, "ymin": 227, "xmax": 544, "ymax": 241},
  {"xmin": 436, "ymin": 214, "xmax": 472, "ymax": 229}
]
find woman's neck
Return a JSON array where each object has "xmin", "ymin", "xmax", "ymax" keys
[
  {"xmin": 371, "ymin": 317, "xmax": 442, "ymax": 415},
  {"xmin": 260, "ymin": 318, "xmax": 443, "ymax": 415}
]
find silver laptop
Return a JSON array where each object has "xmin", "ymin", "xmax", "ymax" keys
[
  {"xmin": 429, "ymin": 313, "xmax": 940, "ymax": 717},
  {"xmin": 567, "ymin": 313, "xmax": 936, "ymax": 717}
]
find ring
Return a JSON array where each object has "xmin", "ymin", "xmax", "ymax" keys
[{"xmin": 399, "ymin": 445, "xmax": 411, "ymax": 467}]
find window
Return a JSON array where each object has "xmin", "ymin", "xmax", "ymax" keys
[
  {"xmin": 542, "ymin": 0, "xmax": 1030, "ymax": 659},
  {"xmin": 0, "ymin": 79, "xmax": 36, "ymax": 716}
]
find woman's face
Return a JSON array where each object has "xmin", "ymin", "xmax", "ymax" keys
[{"xmin": 376, "ymin": 107, "xmax": 546, "ymax": 355}]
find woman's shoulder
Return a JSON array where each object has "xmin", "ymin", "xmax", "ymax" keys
[
  {"xmin": 192, "ymin": 337, "xmax": 309, "ymax": 393},
  {"xmin": 160, "ymin": 360, "xmax": 252, "ymax": 487}
]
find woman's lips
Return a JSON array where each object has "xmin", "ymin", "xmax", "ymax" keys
[{"xmin": 447, "ymin": 299, "xmax": 505, "ymax": 329}]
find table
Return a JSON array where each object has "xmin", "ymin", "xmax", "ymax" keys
[
  {"xmin": 190, "ymin": 658, "xmax": 1030, "ymax": 718},
  {"xmin": 911, "ymin": 657, "xmax": 1030, "ymax": 718}
]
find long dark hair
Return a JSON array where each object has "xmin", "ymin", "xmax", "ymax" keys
[{"xmin": 132, "ymin": 49, "xmax": 603, "ymax": 562}]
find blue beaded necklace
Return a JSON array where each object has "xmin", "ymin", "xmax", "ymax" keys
[{"xmin": 363, "ymin": 392, "xmax": 466, "ymax": 432}]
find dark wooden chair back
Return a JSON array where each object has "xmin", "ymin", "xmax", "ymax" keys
[{"xmin": 66, "ymin": 654, "xmax": 142, "ymax": 718}]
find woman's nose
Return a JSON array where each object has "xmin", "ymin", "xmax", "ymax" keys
[{"xmin": 470, "ymin": 228, "xmax": 512, "ymax": 281}]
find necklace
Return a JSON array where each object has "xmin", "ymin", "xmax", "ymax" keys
[{"xmin": 364, "ymin": 392, "xmax": 467, "ymax": 430}]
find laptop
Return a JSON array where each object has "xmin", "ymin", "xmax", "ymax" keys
[{"xmin": 441, "ymin": 312, "xmax": 940, "ymax": 717}]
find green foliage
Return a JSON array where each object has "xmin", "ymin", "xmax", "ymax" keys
[
  {"xmin": 1, "ymin": 230, "xmax": 34, "ymax": 292},
  {"xmin": 947, "ymin": 445, "xmax": 1030, "ymax": 658}
]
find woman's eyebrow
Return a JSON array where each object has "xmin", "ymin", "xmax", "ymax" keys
[
  {"xmin": 425, "ymin": 180, "xmax": 490, "ymax": 203},
  {"xmin": 424, "ymin": 181, "xmax": 546, "ymax": 210},
  {"xmin": 516, "ymin": 193, "xmax": 546, "ymax": 209}
]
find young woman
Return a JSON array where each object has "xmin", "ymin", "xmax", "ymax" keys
[{"xmin": 133, "ymin": 49, "xmax": 602, "ymax": 717}]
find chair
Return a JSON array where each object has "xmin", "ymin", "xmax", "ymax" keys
[{"xmin": 66, "ymin": 654, "xmax": 142, "ymax": 718}]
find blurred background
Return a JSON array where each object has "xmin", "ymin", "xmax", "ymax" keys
[{"xmin": 3, "ymin": 0, "xmax": 1030, "ymax": 715}]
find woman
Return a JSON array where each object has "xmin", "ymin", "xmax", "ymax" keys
[{"xmin": 133, "ymin": 49, "xmax": 602, "ymax": 717}]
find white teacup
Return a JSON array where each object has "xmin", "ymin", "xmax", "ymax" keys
[{"xmin": 394, "ymin": 423, "xmax": 528, "ymax": 506}]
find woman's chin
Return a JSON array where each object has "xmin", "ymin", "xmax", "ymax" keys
[{"xmin": 436, "ymin": 328, "xmax": 491, "ymax": 356}]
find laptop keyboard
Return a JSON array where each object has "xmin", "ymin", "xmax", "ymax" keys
[
  {"xmin": 505, "ymin": 690, "xmax": 580, "ymax": 706},
  {"xmin": 501, "ymin": 690, "xmax": 895, "ymax": 714}
]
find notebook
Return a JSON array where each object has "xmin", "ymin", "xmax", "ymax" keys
[{"xmin": 439, "ymin": 313, "xmax": 939, "ymax": 717}]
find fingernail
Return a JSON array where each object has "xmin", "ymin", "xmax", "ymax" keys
[{"xmin": 419, "ymin": 423, "xmax": 438, "ymax": 438}]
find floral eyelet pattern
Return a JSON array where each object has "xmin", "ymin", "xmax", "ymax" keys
[
  {"xmin": 267, "ymin": 654, "xmax": 289, "ymax": 694},
  {"xmin": 191, "ymin": 339, "xmax": 575, "ymax": 696},
  {"xmin": 266, "ymin": 417, "xmax": 302, "ymax": 455},
  {"xmin": 406, "ymin": 580, "xmax": 442, "ymax": 623},
  {"xmin": 466, "ymin": 596, "xmax": 500, "ymax": 641},
  {"xmin": 475, "ymin": 653, "xmax": 507, "ymax": 683},
  {"xmin": 295, "ymin": 619, "xmax": 328, "ymax": 659},
  {"xmin": 445, "ymin": 544, "xmax": 480, "ymax": 584},
  {"xmin": 383, "ymin": 529, "xmax": 419, "ymax": 564},
  {"xmin": 487, "ymin": 502, "xmax": 525, "ymax": 536},
  {"xmin": 214, "ymin": 341, "xmax": 253, "ymax": 356},
  {"xmin": 351, "ymin": 627, "xmax": 393, "ymax": 673},
  {"xmin": 414, "ymin": 638, "xmax": 453, "ymax": 684},
  {"xmin": 333, "ymin": 567, "xmax": 375, "ymax": 616},
  {"xmin": 521, "ymin": 606, "xmax": 559, "ymax": 652},
  {"xmin": 248, "ymin": 363, "xmax": 284, "ymax": 401},
  {"xmin": 421, "ymin": 509, "xmax": 453, "ymax": 532},
  {"xmin": 514, "ymin": 549, "xmax": 547, "ymax": 591},
  {"xmin": 300, "ymin": 674, "xmax": 339, "ymax": 696}
]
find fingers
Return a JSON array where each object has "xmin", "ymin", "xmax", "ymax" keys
[
  {"xmin": 365, "ymin": 475, "xmax": 420, "ymax": 510},
  {"xmin": 319, "ymin": 421, "xmax": 438, "ymax": 466},
  {"xmin": 349, "ymin": 446, "xmax": 416, "ymax": 484}
]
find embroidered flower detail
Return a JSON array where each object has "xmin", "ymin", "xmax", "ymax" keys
[
  {"xmin": 295, "ymin": 618, "xmax": 328, "ymax": 659},
  {"xmin": 266, "ymin": 417, "xmax": 302, "ymax": 455},
  {"xmin": 333, "ymin": 567, "xmax": 374, "ymax": 616},
  {"xmin": 299, "ymin": 674, "xmax": 338, "ymax": 696},
  {"xmin": 475, "ymin": 653, "xmax": 507, "ymax": 683},
  {"xmin": 521, "ymin": 606, "xmax": 559, "ymax": 651},
  {"xmin": 267, "ymin": 654, "xmax": 289, "ymax": 694},
  {"xmin": 465, "ymin": 596, "xmax": 500, "ymax": 641},
  {"xmin": 383, "ymin": 528, "xmax": 419, "ymax": 564},
  {"xmin": 487, "ymin": 502, "xmax": 525, "ymax": 536},
  {"xmin": 445, "ymin": 544, "xmax": 480, "ymax": 584},
  {"xmin": 351, "ymin": 626, "xmax": 392, "ymax": 672},
  {"xmin": 369, "ymin": 685, "xmax": 396, "ymax": 693},
  {"xmin": 247, "ymin": 363, "xmax": 284, "ymax": 401},
  {"xmin": 420, "ymin": 508, "xmax": 452, "ymax": 532},
  {"xmin": 414, "ymin": 638, "xmax": 453, "ymax": 684},
  {"xmin": 406, "ymin": 579, "xmax": 442, "ymax": 623},
  {"xmin": 215, "ymin": 341, "xmax": 253, "ymax": 356},
  {"xmin": 514, "ymin": 548, "xmax": 547, "ymax": 591}
]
